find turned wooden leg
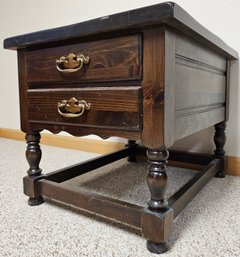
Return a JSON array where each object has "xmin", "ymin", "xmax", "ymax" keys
[
  {"xmin": 141, "ymin": 147, "xmax": 173, "ymax": 254},
  {"xmin": 126, "ymin": 140, "xmax": 138, "ymax": 162},
  {"xmin": 214, "ymin": 122, "xmax": 226, "ymax": 178},
  {"xmin": 24, "ymin": 131, "xmax": 44, "ymax": 206}
]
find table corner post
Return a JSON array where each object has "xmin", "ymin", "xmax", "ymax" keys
[
  {"xmin": 141, "ymin": 146, "xmax": 173, "ymax": 254},
  {"xmin": 214, "ymin": 121, "xmax": 226, "ymax": 178},
  {"xmin": 24, "ymin": 131, "xmax": 44, "ymax": 206}
]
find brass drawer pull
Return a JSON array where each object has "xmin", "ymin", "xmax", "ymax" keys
[
  {"xmin": 57, "ymin": 97, "xmax": 91, "ymax": 118},
  {"xmin": 56, "ymin": 53, "xmax": 90, "ymax": 73}
]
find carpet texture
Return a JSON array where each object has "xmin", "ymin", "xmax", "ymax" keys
[{"xmin": 0, "ymin": 138, "xmax": 239, "ymax": 257}]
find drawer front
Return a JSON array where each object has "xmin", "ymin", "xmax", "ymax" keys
[
  {"xmin": 26, "ymin": 35, "xmax": 142, "ymax": 84},
  {"xmin": 27, "ymin": 87, "xmax": 142, "ymax": 131}
]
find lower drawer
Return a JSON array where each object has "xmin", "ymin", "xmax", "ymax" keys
[{"xmin": 27, "ymin": 87, "xmax": 142, "ymax": 131}]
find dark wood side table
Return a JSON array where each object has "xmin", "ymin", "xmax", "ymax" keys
[{"xmin": 4, "ymin": 2, "xmax": 238, "ymax": 254}]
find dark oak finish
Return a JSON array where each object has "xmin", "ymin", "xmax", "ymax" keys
[
  {"xmin": 142, "ymin": 147, "xmax": 173, "ymax": 253},
  {"xmin": 25, "ymin": 132, "xmax": 42, "ymax": 176},
  {"xmin": 141, "ymin": 27, "xmax": 165, "ymax": 148},
  {"xmin": 25, "ymin": 131, "xmax": 44, "ymax": 205},
  {"xmin": 174, "ymin": 31, "xmax": 227, "ymax": 141},
  {"xmin": 146, "ymin": 148, "xmax": 169, "ymax": 210},
  {"xmin": 4, "ymin": 2, "xmax": 237, "ymax": 254},
  {"xmin": 164, "ymin": 28, "xmax": 176, "ymax": 147},
  {"xmin": 18, "ymin": 50, "xmax": 30, "ymax": 132},
  {"xmin": 29, "ymin": 122, "xmax": 141, "ymax": 140},
  {"xmin": 27, "ymin": 87, "xmax": 142, "ymax": 132},
  {"xmin": 40, "ymin": 179, "xmax": 144, "ymax": 229},
  {"xmin": 126, "ymin": 140, "xmax": 138, "ymax": 162},
  {"xmin": 214, "ymin": 122, "xmax": 226, "ymax": 177},
  {"xmin": 26, "ymin": 34, "xmax": 142, "ymax": 84}
]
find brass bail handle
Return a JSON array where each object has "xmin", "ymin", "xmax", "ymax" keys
[
  {"xmin": 56, "ymin": 53, "xmax": 90, "ymax": 73},
  {"xmin": 57, "ymin": 97, "xmax": 91, "ymax": 118}
]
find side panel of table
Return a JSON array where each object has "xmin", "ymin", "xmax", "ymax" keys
[{"xmin": 165, "ymin": 30, "xmax": 228, "ymax": 144}]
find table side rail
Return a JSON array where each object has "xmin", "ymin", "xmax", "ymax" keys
[
  {"xmin": 39, "ymin": 179, "xmax": 143, "ymax": 229},
  {"xmin": 168, "ymin": 158, "xmax": 222, "ymax": 218}
]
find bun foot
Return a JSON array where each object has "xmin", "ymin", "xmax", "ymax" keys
[
  {"xmin": 126, "ymin": 140, "xmax": 138, "ymax": 162},
  {"xmin": 215, "ymin": 170, "xmax": 225, "ymax": 178},
  {"xmin": 28, "ymin": 196, "xmax": 44, "ymax": 206},
  {"xmin": 127, "ymin": 156, "xmax": 137, "ymax": 162},
  {"xmin": 147, "ymin": 241, "xmax": 168, "ymax": 254}
]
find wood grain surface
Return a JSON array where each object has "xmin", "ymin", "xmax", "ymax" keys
[
  {"xmin": 27, "ymin": 87, "xmax": 142, "ymax": 133},
  {"xmin": 26, "ymin": 35, "xmax": 142, "ymax": 84}
]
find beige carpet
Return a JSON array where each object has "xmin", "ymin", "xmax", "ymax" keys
[{"xmin": 0, "ymin": 138, "xmax": 239, "ymax": 257}]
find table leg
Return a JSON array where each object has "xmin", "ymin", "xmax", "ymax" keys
[
  {"xmin": 141, "ymin": 147, "xmax": 173, "ymax": 254},
  {"xmin": 126, "ymin": 140, "xmax": 138, "ymax": 162},
  {"xmin": 214, "ymin": 122, "xmax": 226, "ymax": 178},
  {"xmin": 25, "ymin": 131, "xmax": 44, "ymax": 206}
]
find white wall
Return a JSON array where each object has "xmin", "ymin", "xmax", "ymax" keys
[{"xmin": 1, "ymin": 0, "xmax": 239, "ymax": 156}]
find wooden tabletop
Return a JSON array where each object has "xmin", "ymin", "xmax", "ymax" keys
[{"xmin": 4, "ymin": 2, "xmax": 238, "ymax": 59}]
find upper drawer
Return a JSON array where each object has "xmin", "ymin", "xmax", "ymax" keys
[{"xmin": 26, "ymin": 35, "xmax": 142, "ymax": 84}]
